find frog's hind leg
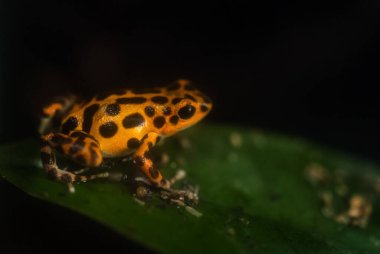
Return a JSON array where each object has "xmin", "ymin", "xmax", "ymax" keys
[
  {"xmin": 39, "ymin": 95, "xmax": 77, "ymax": 135},
  {"xmin": 40, "ymin": 131, "xmax": 106, "ymax": 188}
]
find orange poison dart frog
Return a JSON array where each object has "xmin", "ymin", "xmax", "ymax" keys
[{"xmin": 39, "ymin": 79, "xmax": 212, "ymax": 190}]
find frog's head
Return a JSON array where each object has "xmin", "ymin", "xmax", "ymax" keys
[{"xmin": 165, "ymin": 80, "xmax": 212, "ymax": 133}]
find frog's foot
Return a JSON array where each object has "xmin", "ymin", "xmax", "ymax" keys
[
  {"xmin": 157, "ymin": 179, "xmax": 171, "ymax": 189},
  {"xmin": 40, "ymin": 141, "xmax": 85, "ymax": 184},
  {"xmin": 41, "ymin": 131, "xmax": 106, "ymax": 187},
  {"xmin": 42, "ymin": 158, "xmax": 108, "ymax": 193},
  {"xmin": 72, "ymin": 167, "xmax": 91, "ymax": 175},
  {"xmin": 168, "ymin": 169, "xmax": 186, "ymax": 186},
  {"xmin": 41, "ymin": 131, "xmax": 103, "ymax": 170},
  {"xmin": 133, "ymin": 172, "xmax": 200, "ymax": 212},
  {"xmin": 67, "ymin": 171, "xmax": 109, "ymax": 193},
  {"xmin": 160, "ymin": 185, "xmax": 200, "ymax": 208},
  {"xmin": 156, "ymin": 169, "xmax": 199, "ymax": 205},
  {"xmin": 65, "ymin": 167, "xmax": 110, "ymax": 182},
  {"xmin": 153, "ymin": 169, "xmax": 185, "ymax": 190}
]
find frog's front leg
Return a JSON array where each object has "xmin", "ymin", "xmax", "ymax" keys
[
  {"xmin": 39, "ymin": 95, "xmax": 77, "ymax": 135},
  {"xmin": 133, "ymin": 132, "xmax": 171, "ymax": 189},
  {"xmin": 40, "ymin": 131, "xmax": 104, "ymax": 184}
]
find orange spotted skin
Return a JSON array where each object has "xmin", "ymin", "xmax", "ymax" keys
[{"xmin": 40, "ymin": 79, "xmax": 212, "ymax": 188}]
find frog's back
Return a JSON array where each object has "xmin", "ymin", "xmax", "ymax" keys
[{"xmin": 60, "ymin": 80, "xmax": 212, "ymax": 157}]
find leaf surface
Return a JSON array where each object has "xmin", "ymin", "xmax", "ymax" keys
[{"xmin": 1, "ymin": 124, "xmax": 380, "ymax": 253}]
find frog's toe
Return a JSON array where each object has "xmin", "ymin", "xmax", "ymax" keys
[{"xmin": 158, "ymin": 179, "xmax": 171, "ymax": 190}]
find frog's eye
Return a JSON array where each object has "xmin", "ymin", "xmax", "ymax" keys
[{"xmin": 178, "ymin": 104, "xmax": 196, "ymax": 120}]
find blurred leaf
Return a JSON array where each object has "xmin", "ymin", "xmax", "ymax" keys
[{"xmin": 1, "ymin": 124, "xmax": 380, "ymax": 253}]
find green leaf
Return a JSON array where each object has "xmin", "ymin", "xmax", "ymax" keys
[{"xmin": 1, "ymin": 123, "xmax": 380, "ymax": 253}]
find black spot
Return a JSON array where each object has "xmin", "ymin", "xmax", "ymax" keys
[
  {"xmin": 116, "ymin": 97, "xmax": 147, "ymax": 104},
  {"xmin": 41, "ymin": 152, "xmax": 54, "ymax": 165},
  {"xmin": 61, "ymin": 174, "xmax": 72, "ymax": 183},
  {"xmin": 74, "ymin": 138, "xmax": 85, "ymax": 146},
  {"xmin": 153, "ymin": 116, "xmax": 166, "ymax": 129},
  {"xmin": 131, "ymin": 88, "xmax": 161, "ymax": 94},
  {"xmin": 201, "ymin": 104, "xmax": 209, "ymax": 112},
  {"xmin": 83, "ymin": 104, "xmax": 100, "ymax": 133},
  {"xmin": 149, "ymin": 166, "xmax": 159, "ymax": 179},
  {"xmin": 127, "ymin": 138, "xmax": 141, "ymax": 149},
  {"xmin": 76, "ymin": 155, "xmax": 87, "ymax": 165},
  {"xmin": 89, "ymin": 148, "xmax": 98, "ymax": 165},
  {"xmin": 169, "ymin": 115, "xmax": 179, "ymax": 125},
  {"xmin": 99, "ymin": 121, "xmax": 118, "ymax": 138},
  {"xmin": 162, "ymin": 106, "xmax": 172, "ymax": 116},
  {"xmin": 166, "ymin": 82, "xmax": 181, "ymax": 91},
  {"xmin": 105, "ymin": 104, "xmax": 120, "ymax": 116},
  {"xmin": 70, "ymin": 131, "xmax": 97, "ymax": 143},
  {"xmin": 61, "ymin": 116, "xmax": 78, "ymax": 134},
  {"xmin": 184, "ymin": 84, "xmax": 196, "ymax": 91},
  {"xmin": 70, "ymin": 131, "xmax": 86, "ymax": 138},
  {"xmin": 151, "ymin": 96, "xmax": 169, "ymax": 104},
  {"xmin": 134, "ymin": 156, "xmax": 145, "ymax": 167},
  {"xmin": 51, "ymin": 134, "xmax": 72, "ymax": 145},
  {"xmin": 141, "ymin": 133, "xmax": 149, "ymax": 143},
  {"xmin": 185, "ymin": 94, "xmax": 197, "ymax": 102},
  {"xmin": 148, "ymin": 142, "xmax": 153, "ymax": 149},
  {"xmin": 123, "ymin": 113, "xmax": 145, "ymax": 128},
  {"xmin": 172, "ymin": 98, "xmax": 183, "ymax": 105},
  {"xmin": 178, "ymin": 105, "xmax": 196, "ymax": 119},
  {"xmin": 69, "ymin": 139, "xmax": 85, "ymax": 154},
  {"xmin": 144, "ymin": 106, "xmax": 155, "ymax": 117},
  {"xmin": 144, "ymin": 150, "xmax": 152, "ymax": 160}
]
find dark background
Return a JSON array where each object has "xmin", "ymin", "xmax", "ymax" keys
[{"xmin": 1, "ymin": 1, "xmax": 379, "ymax": 253}]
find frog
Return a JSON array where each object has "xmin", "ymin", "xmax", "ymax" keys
[{"xmin": 39, "ymin": 79, "xmax": 212, "ymax": 191}]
